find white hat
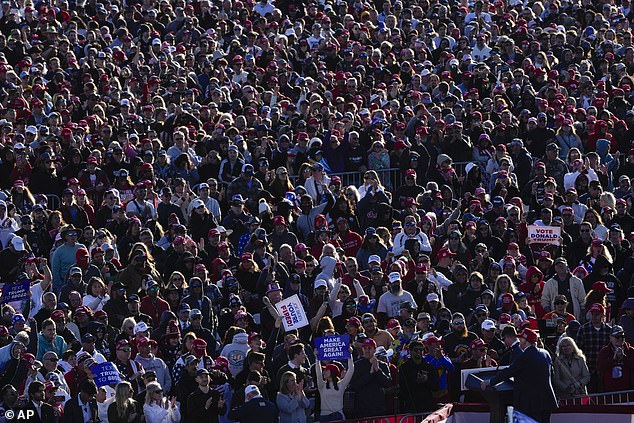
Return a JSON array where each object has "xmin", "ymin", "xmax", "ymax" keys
[
  {"xmin": 25, "ymin": 125, "xmax": 37, "ymax": 135},
  {"xmin": 152, "ymin": 38, "xmax": 161, "ymax": 45},
  {"xmin": 314, "ymin": 279, "xmax": 328, "ymax": 289},
  {"xmin": 133, "ymin": 322, "xmax": 149, "ymax": 335},
  {"xmin": 120, "ymin": 99, "xmax": 130, "ymax": 107},
  {"xmin": 481, "ymin": 319, "xmax": 496, "ymax": 331},
  {"xmin": 421, "ymin": 69, "xmax": 431, "ymax": 77},
  {"xmin": 11, "ymin": 236, "xmax": 25, "ymax": 251},
  {"xmin": 426, "ymin": 293, "xmax": 440, "ymax": 303},
  {"xmin": 190, "ymin": 198, "xmax": 205, "ymax": 209},
  {"xmin": 368, "ymin": 255, "xmax": 381, "ymax": 265},
  {"xmin": 388, "ymin": 272, "xmax": 401, "ymax": 284},
  {"xmin": 244, "ymin": 385, "xmax": 260, "ymax": 396}
]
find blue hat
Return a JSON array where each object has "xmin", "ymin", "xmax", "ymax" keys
[
  {"xmin": 365, "ymin": 227, "xmax": 377, "ymax": 237},
  {"xmin": 12, "ymin": 314, "xmax": 25, "ymax": 324},
  {"xmin": 179, "ymin": 303, "xmax": 191, "ymax": 312},
  {"xmin": 492, "ymin": 196, "xmax": 505, "ymax": 207},
  {"xmin": 231, "ymin": 194, "xmax": 245, "ymax": 204}
]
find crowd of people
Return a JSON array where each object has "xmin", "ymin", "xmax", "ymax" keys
[{"xmin": 0, "ymin": 0, "xmax": 633, "ymax": 421}]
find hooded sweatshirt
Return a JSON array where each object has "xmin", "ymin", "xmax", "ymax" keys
[
  {"xmin": 519, "ymin": 266, "xmax": 546, "ymax": 318},
  {"xmin": 0, "ymin": 341, "xmax": 21, "ymax": 374},
  {"xmin": 219, "ymin": 332, "xmax": 250, "ymax": 377},
  {"xmin": 596, "ymin": 138, "xmax": 620, "ymax": 189},
  {"xmin": 316, "ymin": 256, "xmax": 338, "ymax": 289}
]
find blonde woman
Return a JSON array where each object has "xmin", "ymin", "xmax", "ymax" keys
[
  {"xmin": 357, "ymin": 170, "xmax": 386, "ymax": 199},
  {"xmin": 107, "ymin": 381, "xmax": 143, "ymax": 423},
  {"xmin": 277, "ymin": 371, "xmax": 310, "ymax": 423},
  {"xmin": 553, "ymin": 337, "xmax": 590, "ymax": 398},
  {"xmin": 143, "ymin": 381, "xmax": 181, "ymax": 423},
  {"xmin": 120, "ymin": 317, "xmax": 137, "ymax": 338},
  {"xmin": 165, "ymin": 271, "xmax": 188, "ymax": 291}
]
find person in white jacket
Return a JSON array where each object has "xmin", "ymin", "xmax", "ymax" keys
[
  {"xmin": 392, "ymin": 215, "xmax": 432, "ymax": 256},
  {"xmin": 143, "ymin": 381, "xmax": 181, "ymax": 423},
  {"xmin": 304, "ymin": 163, "xmax": 331, "ymax": 203},
  {"xmin": 541, "ymin": 257, "xmax": 587, "ymax": 320}
]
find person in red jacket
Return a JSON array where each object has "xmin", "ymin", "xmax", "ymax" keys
[
  {"xmin": 520, "ymin": 266, "xmax": 546, "ymax": 318},
  {"xmin": 334, "ymin": 218, "xmax": 363, "ymax": 258},
  {"xmin": 140, "ymin": 279, "xmax": 171, "ymax": 326},
  {"xmin": 597, "ymin": 325, "xmax": 634, "ymax": 392}
]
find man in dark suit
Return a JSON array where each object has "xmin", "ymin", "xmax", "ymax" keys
[
  {"xmin": 23, "ymin": 381, "xmax": 55, "ymax": 423},
  {"xmin": 481, "ymin": 328, "xmax": 557, "ymax": 422},
  {"xmin": 499, "ymin": 325, "xmax": 523, "ymax": 366},
  {"xmin": 61, "ymin": 379, "xmax": 99, "ymax": 423},
  {"xmin": 228, "ymin": 385, "xmax": 278, "ymax": 423}
]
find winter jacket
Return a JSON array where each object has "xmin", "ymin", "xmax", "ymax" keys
[
  {"xmin": 541, "ymin": 274, "xmax": 586, "ymax": 320},
  {"xmin": 597, "ymin": 342, "xmax": 634, "ymax": 392},
  {"xmin": 553, "ymin": 353, "xmax": 590, "ymax": 397}
]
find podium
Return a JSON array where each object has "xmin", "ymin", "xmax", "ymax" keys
[{"xmin": 462, "ymin": 367, "xmax": 513, "ymax": 423}]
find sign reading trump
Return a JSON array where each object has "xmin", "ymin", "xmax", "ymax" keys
[
  {"xmin": 91, "ymin": 362, "xmax": 123, "ymax": 387},
  {"xmin": 527, "ymin": 225, "xmax": 561, "ymax": 245},
  {"xmin": 275, "ymin": 294, "xmax": 309, "ymax": 331}
]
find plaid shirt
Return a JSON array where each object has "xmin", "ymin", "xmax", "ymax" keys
[{"xmin": 576, "ymin": 322, "xmax": 612, "ymax": 372}]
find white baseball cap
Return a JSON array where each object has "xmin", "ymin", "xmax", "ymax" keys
[
  {"xmin": 11, "ymin": 236, "xmax": 25, "ymax": 251},
  {"xmin": 481, "ymin": 319, "xmax": 497, "ymax": 331},
  {"xmin": 133, "ymin": 322, "xmax": 149, "ymax": 335},
  {"xmin": 314, "ymin": 279, "xmax": 328, "ymax": 289},
  {"xmin": 190, "ymin": 198, "xmax": 205, "ymax": 209},
  {"xmin": 388, "ymin": 272, "xmax": 401, "ymax": 284},
  {"xmin": 245, "ymin": 385, "xmax": 260, "ymax": 396},
  {"xmin": 368, "ymin": 255, "xmax": 381, "ymax": 265},
  {"xmin": 426, "ymin": 293, "xmax": 440, "ymax": 303}
]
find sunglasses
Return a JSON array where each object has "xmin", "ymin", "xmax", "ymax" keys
[{"xmin": 119, "ymin": 348, "xmax": 132, "ymax": 353}]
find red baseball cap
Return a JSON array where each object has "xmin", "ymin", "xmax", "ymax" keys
[
  {"xmin": 437, "ymin": 248, "xmax": 456, "ymax": 260},
  {"xmin": 519, "ymin": 328, "xmax": 538, "ymax": 344},
  {"xmin": 470, "ymin": 338, "xmax": 487, "ymax": 350},
  {"xmin": 386, "ymin": 319, "xmax": 401, "ymax": 330},
  {"xmin": 362, "ymin": 338, "xmax": 377, "ymax": 348},
  {"xmin": 273, "ymin": 215, "xmax": 287, "ymax": 226},
  {"xmin": 424, "ymin": 335, "xmax": 445, "ymax": 345},
  {"xmin": 592, "ymin": 281, "xmax": 612, "ymax": 293},
  {"xmin": 498, "ymin": 313, "xmax": 512, "ymax": 324},
  {"xmin": 589, "ymin": 303, "xmax": 606, "ymax": 315}
]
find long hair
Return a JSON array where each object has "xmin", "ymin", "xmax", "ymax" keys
[
  {"xmin": 144, "ymin": 381, "xmax": 163, "ymax": 405},
  {"xmin": 556, "ymin": 336, "xmax": 586, "ymax": 360},
  {"xmin": 114, "ymin": 381, "xmax": 134, "ymax": 419}
]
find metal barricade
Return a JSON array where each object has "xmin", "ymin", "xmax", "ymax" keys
[
  {"xmin": 558, "ymin": 389, "xmax": 634, "ymax": 406},
  {"xmin": 46, "ymin": 194, "xmax": 61, "ymax": 211}
]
